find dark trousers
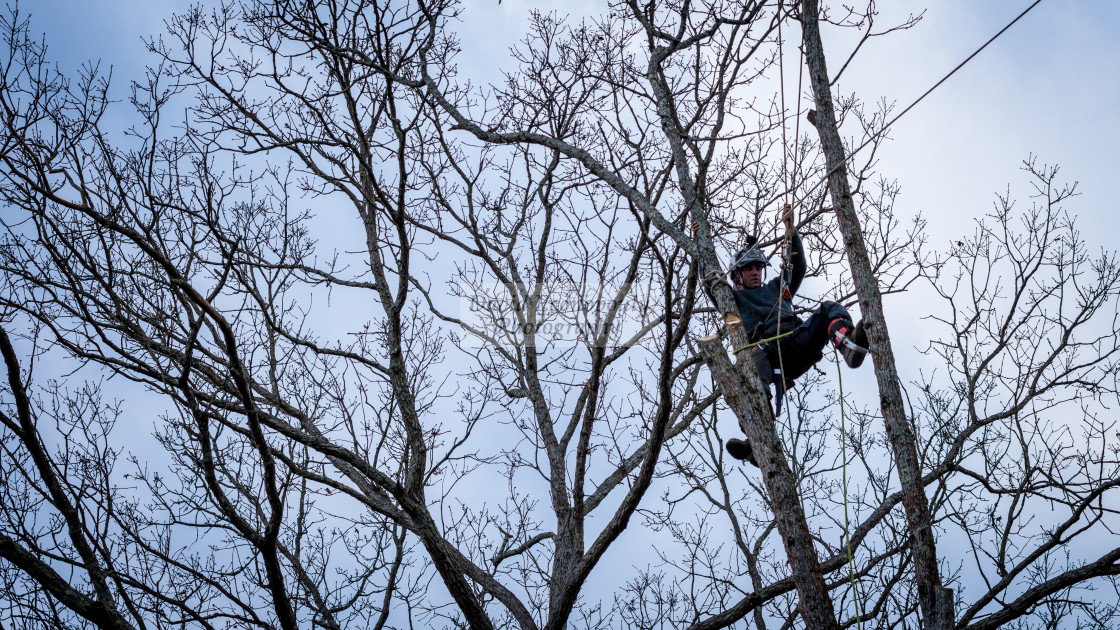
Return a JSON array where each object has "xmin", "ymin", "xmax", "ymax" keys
[{"xmin": 753, "ymin": 301, "xmax": 851, "ymax": 389}]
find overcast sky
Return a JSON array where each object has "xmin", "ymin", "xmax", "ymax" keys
[{"xmin": 33, "ymin": 0, "xmax": 1117, "ymax": 241}]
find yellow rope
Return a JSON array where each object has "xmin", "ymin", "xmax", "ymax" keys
[
  {"xmin": 833, "ymin": 349, "xmax": 865, "ymax": 628},
  {"xmin": 730, "ymin": 327, "xmax": 796, "ymax": 355}
]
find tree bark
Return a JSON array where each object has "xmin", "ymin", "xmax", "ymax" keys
[
  {"xmin": 698, "ymin": 334, "xmax": 838, "ymax": 630},
  {"xmin": 798, "ymin": 2, "xmax": 954, "ymax": 628}
]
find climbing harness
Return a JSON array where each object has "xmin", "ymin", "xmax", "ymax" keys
[
  {"xmin": 731, "ymin": 328, "xmax": 796, "ymax": 356},
  {"xmin": 732, "ymin": 324, "xmax": 797, "ymax": 416}
]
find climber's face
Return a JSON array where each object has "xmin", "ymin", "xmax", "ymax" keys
[{"xmin": 732, "ymin": 263, "xmax": 766, "ymax": 290}]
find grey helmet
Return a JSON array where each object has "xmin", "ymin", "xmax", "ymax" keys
[{"xmin": 730, "ymin": 246, "xmax": 769, "ymax": 271}]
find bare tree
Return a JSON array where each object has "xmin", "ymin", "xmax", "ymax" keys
[
  {"xmin": 2, "ymin": 2, "xmax": 1119, "ymax": 630},
  {"xmin": 920, "ymin": 159, "xmax": 1120, "ymax": 630}
]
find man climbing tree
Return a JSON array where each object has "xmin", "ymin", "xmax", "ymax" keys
[
  {"xmin": 10, "ymin": 2, "xmax": 1119, "ymax": 629},
  {"xmin": 701, "ymin": 205, "xmax": 869, "ymax": 463}
]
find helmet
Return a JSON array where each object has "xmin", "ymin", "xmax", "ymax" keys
[{"xmin": 730, "ymin": 246, "xmax": 769, "ymax": 271}]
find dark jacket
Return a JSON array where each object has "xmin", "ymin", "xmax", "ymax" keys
[{"xmin": 721, "ymin": 232, "xmax": 807, "ymax": 343}]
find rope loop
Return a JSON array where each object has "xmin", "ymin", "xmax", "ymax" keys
[
  {"xmin": 702, "ymin": 268, "xmax": 734, "ymax": 293},
  {"xmin": 731, "ymin": 327, "xmax": 796, "ymax": 355}
]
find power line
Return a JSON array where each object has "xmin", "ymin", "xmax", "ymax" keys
[{"xmin": 803, "ymin": 0, "xmax": 1046, "ymax": 200}]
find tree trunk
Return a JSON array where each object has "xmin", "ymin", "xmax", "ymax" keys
[
  {"xmin": 698, "ymin": 332, "xmax": 838, "ymax": 630},
  {"xmin": 798, "ymin": 2, "xmax": 954, "ymax": 627},
  {"xmin": 640, "ymin": 29, "xmax": 838, "ymax": 626}
]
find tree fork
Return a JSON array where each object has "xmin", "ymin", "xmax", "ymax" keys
[{"xmin": 798, "ymin": 1, "xmax": 954, "ymax": 627}]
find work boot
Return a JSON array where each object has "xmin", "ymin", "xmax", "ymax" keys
[
  {"xmin": 831, "ymin": 319, "xmax": 869, "ymax": 369},
  {"xmin": 726, "ymin": 438, "xmax": 759, "ymax": 467}
]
